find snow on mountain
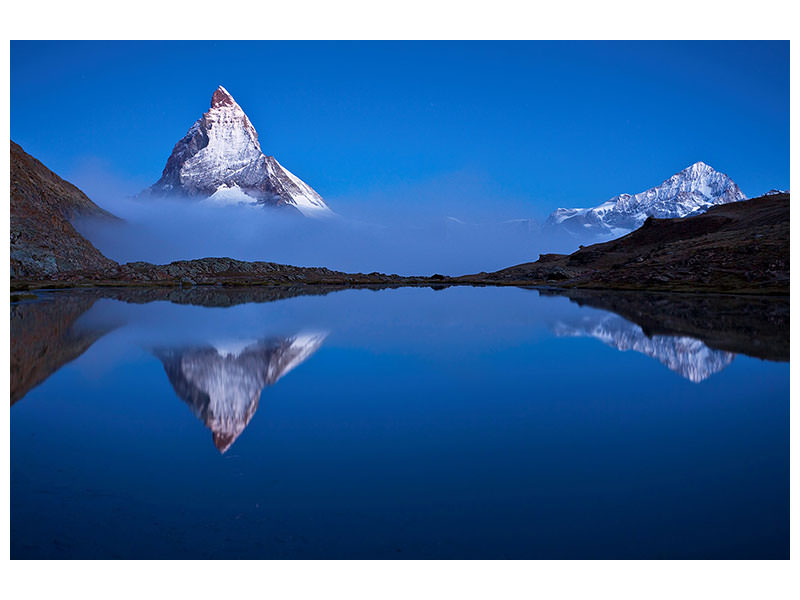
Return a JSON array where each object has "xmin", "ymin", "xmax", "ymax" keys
[
  {"xmin": 204, "ymin": 183, "xmax": 259, "ymax": 207},
  {"xmin": 146, "ymin": 86, "xmax": 332, "ymax": 218},
  {"xmin": 155, "ymin": 332, "xmax": 327, "ymax": 453},
  {"xmin": 546, "ymin": 162, "xmax": 746, "ymax": 236},
  {"xmin": 551, "ymin": 313, "xmax": 735, "ymax": 382}
]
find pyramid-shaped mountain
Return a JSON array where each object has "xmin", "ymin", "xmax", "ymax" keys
[{"xmin": 145, "ymin": 86, "xmax": 332, "ymax": 217}]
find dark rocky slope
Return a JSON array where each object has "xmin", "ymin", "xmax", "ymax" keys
[{"xmin": 11, "ymin": 141, "xmax": 119, "ymax": 278}]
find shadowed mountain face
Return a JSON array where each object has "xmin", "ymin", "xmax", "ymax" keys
[
  {"xmin": 10, "ymin": 141, "xmax": 119, "ymax": 279},
  {"xmin": 154, "ymin": 334, "xmax": 327, "ymax": 452},
  {"xmin": 552, "ymin": 314, "xmax": 735, "ymax": 382}
]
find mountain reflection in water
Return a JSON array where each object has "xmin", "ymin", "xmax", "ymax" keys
[
  {"xmin": 552, "ymin": 314, "xmax": 735, "ymax": 382},
  {"xmin": 154, "ymin": 333, "xmax": 327, "ymax": 452},
  {"xmin": 9, "ymin": 285, "xmax": 788, "ymax": 407}
]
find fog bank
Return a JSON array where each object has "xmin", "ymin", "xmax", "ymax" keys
[{"xmin": 74, "ymin": 171, "xmax": 588, "ymax": 276}]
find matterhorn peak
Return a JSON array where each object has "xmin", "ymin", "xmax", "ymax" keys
[
  {"xmin": 211, "ymin": 85, "xmax": 237, "ymax": 109},
  {"xmin": 145, "ymin": 86, "xmax": 332, "ymax": 217}
]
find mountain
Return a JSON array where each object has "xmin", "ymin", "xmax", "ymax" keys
[
  {"xmin": 155, "ymin": 333, "xmax": 327, "ymax": 452},
  {"xmin": 10, "ymin": 141, "xmax": 120, "ymax": 278},
  {"xmin": 145, "ymin": 86, "xmax": 332, "ymax": 217},
  {"xmin": 468, "ymin": 192, "xmax": 789, "ymax": 295},
  {"xmin": 551, "ymin": 313, "xmax": 735, "ymax": 382},
  {"xmin": 547, "ymin": 162, "xmax": 746, "ymax": 236}
]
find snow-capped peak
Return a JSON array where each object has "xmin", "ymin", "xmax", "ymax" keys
[
  {"xmin": 687, "ymin": 160, "xmax": 709, "ymax": 171},
  {"xmin": 145, "ymin": 86, "xmax": 333, "ymax": 217},
  {"xmin": 546, "ymin": 161, "xmax": 746, "ymax": 235}
]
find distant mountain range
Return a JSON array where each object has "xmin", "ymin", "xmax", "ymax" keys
[
  {"xmin": 144, "ymin": 86, "xmax": 332, "ymax": 217},
  {"xmin": 545, "ymin": 161, "xmax": 746, "ymax": 237},
  {"xmin": 443, "ymin": 162, "xmax": 749, "ymax": 247}
]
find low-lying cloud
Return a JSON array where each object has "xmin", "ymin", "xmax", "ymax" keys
[{"xmin": 73, "ymin": 169, "xmax": 585, "ymax": 276}]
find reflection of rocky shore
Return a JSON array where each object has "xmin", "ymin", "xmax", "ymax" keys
[
  {"xmin": 11, "ymin": 285, "xmax": 788, "ymax": 410},
  {"xmin": 552, "ymin": 314, "xmax": 735, "ymax": 382},
  {"xmin": 154, "ymin": 334, "xmax": 326, "ymax": 452},
  {"xmin": 12, "ymin": 283, "xmax": 388, "ymax": 308},
  {"xmin": 91, "ymin": 284, "xmax": 349, "ymax": 307},
  {"xmin": 10, "ymin": 294, "xmax": 117, "ymax": 404}
]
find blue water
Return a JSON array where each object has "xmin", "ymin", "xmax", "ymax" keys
[{"xmin": 10, "ymin": 287, "xmax": 789, "ymax": 558}]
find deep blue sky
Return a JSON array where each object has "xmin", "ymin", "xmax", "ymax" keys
[{"xmin": 11, "ymin": 41, "xmax": 789, "ymax": 218}]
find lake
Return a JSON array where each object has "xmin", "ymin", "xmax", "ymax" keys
[{"xmin": 10, "ymin": 285, "xmax": 789, "ymax": 559}]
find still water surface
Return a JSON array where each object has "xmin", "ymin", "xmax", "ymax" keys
[{"xmin": 10, "ymin": 286, "xmax": 789, "ymax": 558}]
